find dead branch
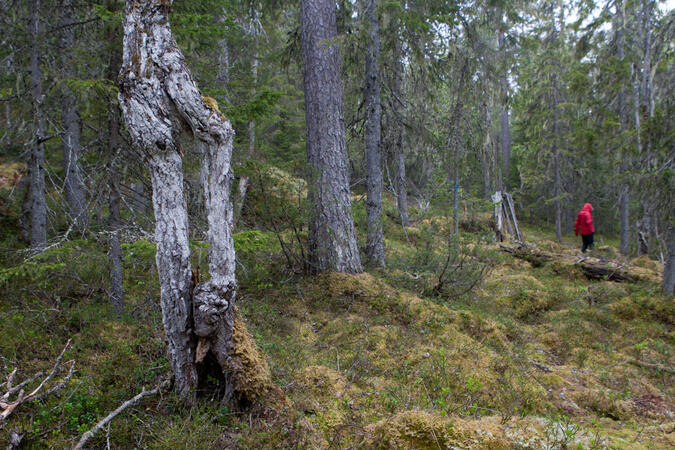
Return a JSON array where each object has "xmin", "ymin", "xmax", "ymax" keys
[
  {"xmin": 73, "ymin": 377, "xmax": 171, "ymax": 450},
  {"xmin": 628, "ymin": 359, "xmax": 675, "ymax": 375},
  {"xmin": 0, "ymin": 339, "xmax": 74, "ymax": 428}
]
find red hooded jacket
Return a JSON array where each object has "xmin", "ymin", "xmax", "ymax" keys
[{"xmin": 575, "ymin": 203, "xmax": 594, "ymax": 236}]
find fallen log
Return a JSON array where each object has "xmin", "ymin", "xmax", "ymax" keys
[
  {"xmin": 499, "ymin": 244, "xmax": 553, "ymax": 268},
  {"xmin": 499, "ymin": 244, "xmax": 640, "ymax": 283}
]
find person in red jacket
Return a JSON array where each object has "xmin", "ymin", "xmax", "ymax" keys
[{"xmin": 575, "ymin": 203, "xmax": 595, "ymax": 252}]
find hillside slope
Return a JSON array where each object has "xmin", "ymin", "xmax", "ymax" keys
[{"xmin": 0, "ymin": 197, "xmax": 672, "ymax": 448}]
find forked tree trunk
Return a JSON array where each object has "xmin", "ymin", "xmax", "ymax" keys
[
  {"xmin": 300, "ymin": 0, "xmax": 362, "ymax": 273},
  {"xmin": 59, "ymin": 0, "xmax": 88, "ymax": 230},
  {"xmin": 118, "ymin": 0, "xmax": 269, "ymax": 406},
  {"xmin": 29, "ymin": 0, "xmax": 47, "ymax": 249},
  {"xmin": 364, "ymin": 0, "xmax": 384, "ymax": 266},
  {"xmin": 392, "ymin": 29, "xmax": 409, "ymax": 227}
]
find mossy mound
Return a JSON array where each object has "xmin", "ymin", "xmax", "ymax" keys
[
  {"xmin": 631, "ymin": 255, "xmax": 662, "ymax": 272},
  {"xmin": 292, "ymin": 365, "xmax": 360, "ymax": 433},
  {"xmin": 362, "ymin": 411, "xmax": 511, "ymax": 449}
]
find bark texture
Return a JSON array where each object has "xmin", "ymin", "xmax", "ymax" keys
[
  {"xmin": 59, "ymin": 0, "xmax": 88, "ymax": 230},
  {"xmin": 364, "ymin": 0, "xmax": 385, "ymax": 266},
  {"xmin": 118, "ymin": 0, "xmax": 269, "ymax": 406},
  {"xmin": 498, "ymin": 28, "xmax": 511, "ymax": 189},
  {"xmin": 392, "ymin": 30, "xmax": 409, "ymax": 227},
  {"xmin": 107, "ymin": 0, "xmax": 123, "ymax": 318},
  {"xmin": 29, "ymin": 0, "xmax": 47, "ymax": 249},
  {"xmin": 300, "ymin": 0, "xmax": 362, "ymax": 273},
  {"xmin": 233, "ymin": 49, "xmax": 258, "ymax": 226},
  {"xmin": 616, "ymin": 0, "xmax": 630, "ymax": 256},
  {"xmin": 663, "ymin": 223, "xmax": 675, "ymax": 295},
  {"xmin": 108, "ymin": 103, "xmax": 124, "ymax": 318}
]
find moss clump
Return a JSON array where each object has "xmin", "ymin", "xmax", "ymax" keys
[
  {"xmin": 292, "ymin": 366, "xmax": 358, "ymax": 433},
  {"xmin": 631, "ymin": 255, "xmax": 661, "ymax": 272},
  {"xmin": 362, "ymin": 411, "xmax": 511, "ymax": 449},
  {"xmin": 296, "ymin": 365, "xmax": 348, "ymax": 396},
  {"xmin": 610, "ymin": 297, "xmax": 641, "ymax": 320},
  {"xmin": 226, "ymin": 311, "xmax": 272, "ymax": 404},
  {"xmin": 572, "ymin": 389, "xmax": 630, "ymax": 421},
  {"xmin": 201, "ymin": 95, "xmax": 221, "ymax": 112}
]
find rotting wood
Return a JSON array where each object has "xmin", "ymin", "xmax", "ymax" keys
[
  {"xmin": 492, "ymin": 190, "xmax": 522, "ymax": 242},
  {"xmin": 504, "ymin": 193, "xmax": 521, "ymax": 240}
]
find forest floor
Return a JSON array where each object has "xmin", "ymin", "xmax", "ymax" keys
[{"xmin": 0, "ymin": 187, "xmax": 672, "ymax": 448}]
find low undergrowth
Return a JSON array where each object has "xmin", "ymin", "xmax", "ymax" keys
[{"xmin": 0, "ymin": 195, "xmax": 672, "ymax": 448}]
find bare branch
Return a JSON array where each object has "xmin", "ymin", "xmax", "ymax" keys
[{"xmin": 73, "ymin": 377, "xmax": 171, "ymax": 450}]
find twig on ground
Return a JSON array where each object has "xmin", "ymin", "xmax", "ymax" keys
[
  {"xmin": 0, "ymin": 339, "xmax": 74, "ymax": 427},
  {"xmin": 73, "ymin": 377, "xmax": 171, "ymax": 450}
]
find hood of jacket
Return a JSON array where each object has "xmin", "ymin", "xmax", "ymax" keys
[{"xmin": 582, "ymin": 203, "xmax": 593, "ymax": 212}]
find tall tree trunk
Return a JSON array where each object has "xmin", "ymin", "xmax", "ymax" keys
[
  {"xmin": 29, "ymin": 0, "xmax": 47, "ymax": 249},
  {"xmin": 118, "ymin": 0, "xmax": 269, "ymax": 406},
  {"xmin": 107, "ymin": 102, "xmax": 124, "ymax": 318},
  {"xmin": 59, "ymin": 0, "xmax": 88, "ymax": 230},
  {"xmin": 498, "ymin": 26, "xmax": 511, "ymax": 189},
  {"xmin": 364, "ymin": 0, "xmax": 384, "ymax": 266},
  {"xmin": 552, "ymin": 78, "xmax": 562, "ymax": 243},
  {"xmin": 107, "ymin": 3, "xmax": 123, "ymax": 318},
  {"xmin": 233, "ymin": 51, "xmax": 258, "ymax": 226},
  {"xmin": 616, "ymin": 0, "xmax": 630, "ymax": 256},
  {"xmin": 663, "ymin": 223, "xmax": 675, "ymax": 295},
  {"xmin": 481, "ymin": 94, "xmax": 494, "ymax": 200},
  {"xmin": 449, "ymin": 60, "xmax": 468, "ymax": 236},
  {"xmin": 552, "ymin": 6, "xmax": 563, "ymax": 243},
  {"xmin": 636, "ymin": 0, "xmax": 655, "ymax": 256},
  {"xmin": 392, "ymin": 29, "xmax": 409, "ymax": 227},
  {"xmin": 300, "ymin": 0, "xmax": 362, "ymax": 273}
]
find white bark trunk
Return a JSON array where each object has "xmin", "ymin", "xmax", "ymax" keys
[{"xmin": 118, "ymin": 0, "xmax": 268, "ymax": 406}]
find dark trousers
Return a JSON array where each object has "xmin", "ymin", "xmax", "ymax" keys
[{"xmin": 581, "ymin": 233, "xmax": 594, "ymax": 252}]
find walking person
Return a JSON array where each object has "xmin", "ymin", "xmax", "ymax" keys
[{"xmin": 575, "ymin": 203, "xmax": 595, "ymax": 253}]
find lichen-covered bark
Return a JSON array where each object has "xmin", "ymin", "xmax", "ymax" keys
[
  {"xmin": 118, "ymin": 0, "xmax": 268, "ymax": 406},
  {"xmin": 301, "ymin": 0, "xmax": 362, "ymax": 273},
  {"xmin": 364, "ymin": 0, "xmax": 384, "ymax": 267}
]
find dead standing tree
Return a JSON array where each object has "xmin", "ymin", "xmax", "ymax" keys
[{"xmin": 118, "ymin": 0, "xmax": 270, "ymax": 407}]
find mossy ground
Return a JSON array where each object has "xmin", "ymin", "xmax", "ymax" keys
[{"xmin": 0, "ymin": 192, "xmax": 672, "ymax": 448}]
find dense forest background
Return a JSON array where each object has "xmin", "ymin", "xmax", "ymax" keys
[
  {"xmin": 0, "ymin": 0, "xmax": 673, "ymax": 448},
  {"xmin": 1, "ymin": 0, "xmax": 672, "ymax": 256}
]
